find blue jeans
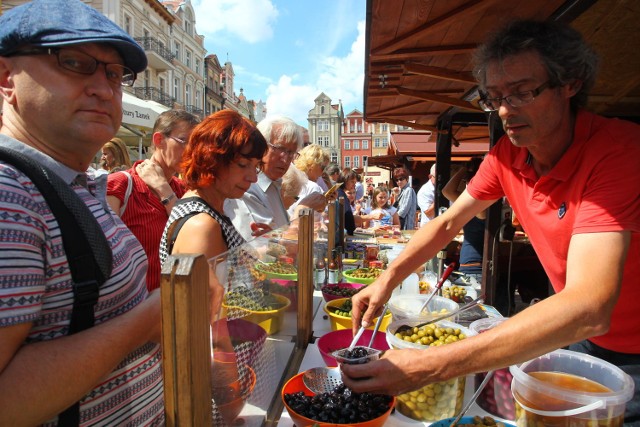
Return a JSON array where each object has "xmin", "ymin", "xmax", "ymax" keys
[{"xmin": 568, "ymin": 340, "xmax": 640, "ymax": 426}]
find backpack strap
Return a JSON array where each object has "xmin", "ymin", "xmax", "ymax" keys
[{"xmin": 0, "ymin": 147, "xmax": 113, "ymax": 426}]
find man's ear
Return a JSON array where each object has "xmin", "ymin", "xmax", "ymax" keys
[
  {"xmin": 563, "ymin": 79, "xmax": 583, "ymax": 99},
  {"xmin": 0, "ymin": 57, "xmax": 16, "ymax": 105}
]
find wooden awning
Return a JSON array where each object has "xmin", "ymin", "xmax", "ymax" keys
[{"xmin": 364, "ymin": 0, "xmax": 640, "ymax": 139}]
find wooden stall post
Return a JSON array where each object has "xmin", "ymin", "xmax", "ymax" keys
[
  {"xmin": 161, "ymin": 254, "xmax": 212, "ymax": 427},
  {"xmin": 327, "ymin": 201, "xmax": 336, "ymax": 262},
  {"xmin": 296, "ymin": 208, "xmax": 315, "ymax": 347}
]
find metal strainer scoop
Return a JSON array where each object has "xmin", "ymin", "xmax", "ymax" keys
[{"xmin": 302, "ymin": 367, "xmax": 343, "ymax": 394}]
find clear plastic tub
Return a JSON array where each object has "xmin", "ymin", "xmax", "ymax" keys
[
  {"xmin": 510, "ymin": 349, "xmax": 634, "ymax": 427},
  {"xmin": 386, "ymin": 319, "xmax": 476, "ymax": 422},
  {"xmin": 469, "ymin": 317, "xmax": 515, "ymax": 420},
  {"xmin": 388, "ymin": 295, "xmax": 459, "ymax": 323},
  {"xmin": 331, "ymin": 346, "xmax": 382, "ymax": 365}
]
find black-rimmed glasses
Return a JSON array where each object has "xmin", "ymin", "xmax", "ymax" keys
[
  {"xmin": 267, "ymin": 142, "xmax": 299, "ymax": 160},
  {"xmin": 7, "ymin": 48, "xmax": 137, "ymax": 87},
  {"xmin": 479, "ymin": 81, "xmax": 551, "ymax": 112}
]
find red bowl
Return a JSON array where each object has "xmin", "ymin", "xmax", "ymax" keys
[
  {"xmin": 282, "ymin": 371, "xmax": 395, "ymax": 427},
  {"xmin": 321, "ymin": 282, "xmax": 366, "ymax": 302},
  {"xmin": 316, "ymin": 329, "xmax": 390, "ymax": 367}
]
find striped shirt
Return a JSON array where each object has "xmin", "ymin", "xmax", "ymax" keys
[
  {"xmin": 0, "ymin": 136, "xmax": 164, "ymax": 426},
  {"xmin": 107, "ymin": 161, "xmax": 185, "ymax": 291}
]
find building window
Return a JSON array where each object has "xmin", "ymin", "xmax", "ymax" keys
[
  {"xmin": 317, "ymin": 136, "xmax": 323, "ymax": 145},
  {"xmin": 174, "ymin": 42, "xmax": 181, "ymax": 61},
  {"xmin": 321, "ymin": 106, "xmax": 325, "ymax": 114},
  {"xmin": 354, "ymin": 156, "xmax": 360, "ymax": 168},
  {"xmin": 185, "ymin": 20, "xmax": 192, "ymax": 36},
  {"xmin": 381, "ymin": 124, "xmax": 388, "ymax": 132},
  {"xmin": 350, "ymin": 125, "xmax": 354, "ymax": 132},
  {"xmin": 363, "ymin": 155, "xmax": 368, "ymax": 166},
  {"xmin": 196, "ymin": 59, "xmax": 200, "ymax": 75},
  {"xmin": 173, "ymin": 78, "xmax": 179, "ymax": 100},
  {"xmin": 196, "ymin": 89, "xmax": 201, "ymax": 108},
  {"xmin": 344, "ymin": 141, "xmax": 350, "ymax": 150},
  {"xmin": 186, "ymin": 50, "xmax": 191, "ymax": 68},
  {"xmin": 363, "ymin": 140, "xmax": 369, "ymax": 149},
  {"xmin": 358, "ymin": 125, "xmax": 362, "ymax": 132},
  {"xmin": 382, "ymin": 137, "xmax": 388, "ymax": 147},
  {"xmin": 354, "ymin": 140, "xmax": 359, "ymax": 150},
  {"xmin": 144, "ymin": 70, "xmax": 150, "ymax": 87},
  {"xmin": 331, "ymin": 153, "xmax": 338, "ymax": 164},
  {"xmin": 344, "ymin": 156, "xmax": 351, "ymax": 168},
  {"xmin": 323, "ymin": 136, "xmax": 330, "ymax": 147},
  {"xmin": 124, "ymin": 15, "xmax": 132, "ymax": 35},
  {"xmin": 159, "ymin": 77, "xmax": 165, "ymax": 93},
  {"xmin": 186, "ymin": 84, "xmax": 192, "ymax": 106},
  {"xmin": 374, "ymin": 138, "xmax": 380, "ymax": 148}
]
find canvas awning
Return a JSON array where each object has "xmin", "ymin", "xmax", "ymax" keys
[{"xmin": 122, "ymin": 92, "xmax": 159, "ymax": 129}]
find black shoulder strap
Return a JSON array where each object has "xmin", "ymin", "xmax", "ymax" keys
[{"xmin": 0, "ymin": 147, "xmax": 113, "ymax": 426}]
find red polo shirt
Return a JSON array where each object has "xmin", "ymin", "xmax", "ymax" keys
[{"xmin": 467, "ymin": 109, "xmax": 640, "ymax": 353}]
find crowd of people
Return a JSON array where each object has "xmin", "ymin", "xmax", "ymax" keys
[{"xmin": 0, "ymin": 0, "xmax": 638, "ymax": 425}]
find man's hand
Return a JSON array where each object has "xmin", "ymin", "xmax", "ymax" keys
[{"xmin": 135, "ymin": 160, "xmax": 168, "ymax": 193}]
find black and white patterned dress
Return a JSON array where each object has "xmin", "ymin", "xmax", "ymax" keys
[{"xmin": 159, "ymin": 196, "xmax": 245, "ymax": 266}]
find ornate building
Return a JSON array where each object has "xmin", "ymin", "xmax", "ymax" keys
[{"xmin": 307, "ymin": 93, "xmax": 344, "ymax": 165}]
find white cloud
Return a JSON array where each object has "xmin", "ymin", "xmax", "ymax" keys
[
  {"xmin": 265, "ymin": 75, "xmax": 318, "ymax": 126},
  {"xmin": 264, "ymin": 20, "xmax": 366, "ymax": 126},
  {"xmin": 192, "ymin": 0, "xmax": 279, "ymax": 44}
]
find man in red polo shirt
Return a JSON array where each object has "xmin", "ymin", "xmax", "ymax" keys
[{"xmin": 342, "ymin": 20, "xmax": 639, "ymax": 423}]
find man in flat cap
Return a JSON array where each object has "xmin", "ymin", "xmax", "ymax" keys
[{"xmin": 0, "ymin": 0, "xmax": 164, "ymax": 425}]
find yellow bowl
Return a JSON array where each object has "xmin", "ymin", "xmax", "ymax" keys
[
  {"xmin": 323, "ymin": 297, "xmax": 391, "ymax": 332},
  {"xmin": 222, "ymin": 293, "xmax": 290, "ymax": 335}
]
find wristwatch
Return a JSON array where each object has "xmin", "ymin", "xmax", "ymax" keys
[{"xmin": 161, "ymin": 193, "xmax": 176, "ymax": 206}]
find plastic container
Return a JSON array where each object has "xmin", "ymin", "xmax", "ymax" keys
[
  {"xmin": 316, "ymin": 329, "xmax": 389, "ymax": 367},
  {"xmin": 386, "ymin": 319, "xmax": 476, "ymax": 422},
  {"xmin": 320, "ymin": 282, "xmax": 366, "ymax": 302},
  {"xmin": 323, "ymin": 298, "xmax": 391, "ymax": 332},
  {"xmin": 222, "ymin": 293, "xmax": 290, "ymax": 335},
  {"xmin": 282, "ymin": 371, "xmax": 395, "ymax": 427},
  {"xmin": 510, "ymin": 349, "xmax": 634, "ymax": 427},
  {"xmin": 332, "ymin": 346, "xmax": 382, "ymax": 365},
  {"xmin": 386, "ymin": 319, "xmax": 476, "ymax": 350},
  {"xmin": 388, "ymin": 294, "xmax": 459, "ymax": 323},
  {"xmin": 428, "ymin": 416, "xmax": 516, "ymax": 427},
  {"xmin": 469, "ymin": 317, "xmax": 515, "ymax": 420}
]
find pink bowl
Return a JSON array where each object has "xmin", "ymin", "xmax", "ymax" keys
[
  {"xmin": 316, "ymin": 329, "xmax": 389, "ymax": 367},
  {"xmin": 321, "ymin": 282, "xmax": 366, "ymax": 302}
]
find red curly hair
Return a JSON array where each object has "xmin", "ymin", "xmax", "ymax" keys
[{"xmin": 181, "ymin": 110, "xmax": 267, "ymax": 189}]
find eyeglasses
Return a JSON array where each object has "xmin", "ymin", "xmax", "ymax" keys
[
  {"xmin": 6, "ymin": 48, "xmax": 136, "ymax": 87},
  {"xmin": 478, "ymin": 81, "xmax": 551, "ymax": 112},
  {"xmin": 168, "ymin": 135, "xmax": 187, "ymax": 145},
  {"xmin": 267, "ymin": 142, "xmax": 299, "ymax": 160},
  {"xmin": 396, "ymin": 177, "xmax": 407, "ymax": 182}
]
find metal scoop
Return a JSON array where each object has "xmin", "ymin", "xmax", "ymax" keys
[
  {"xmin": 302, "ymin": 367, "xmax": 343, "ymax": 394},
  {"xmin": 395, "ymin": 295, "xmax": 484, "ymax": 334}
]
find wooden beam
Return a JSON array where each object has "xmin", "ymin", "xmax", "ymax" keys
[
  {"xmin": 374, "ymin": 100, "xmax": 442, "ymax": 117},
  {"xmin": 397, "ymin": 87, "xmax": 481, "ymax": 111},
  {"xmin": 367, "ymin": 87, "xmax": 466, "ymax": 96},
  {"xmin": 404, "ymin": 63, "xmax": 477, "ymax": 84},
  {"xmin": 372, "ymin": 0, "xmax": 493, "ymax": 55},
  {"xmin": 377, "ymin": 118, "xmax": 440, "ymax": 132},
  {"xmin": 371, "ymin": 44, "xmax": 478, "ymax": 62}
]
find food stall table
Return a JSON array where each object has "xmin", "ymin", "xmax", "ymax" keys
[{"xmin": 278, "ymin": 291, "xmax": 514, "ymax": 426}]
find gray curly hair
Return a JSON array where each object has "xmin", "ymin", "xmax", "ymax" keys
[{"xmin": 473, "ymin": 20, "xmax": 599, "ymax": 110}]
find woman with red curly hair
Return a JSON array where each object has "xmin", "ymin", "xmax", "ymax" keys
[
  {"xmin": 158, "ymin": 110, "xmax": 267, "ymax": 424},
  {"xmin": 159, "ymin": 110, "xmax": 266, "ymax": 265}
]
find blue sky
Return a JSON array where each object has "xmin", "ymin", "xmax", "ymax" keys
[{"xmin": 192, "ymin": 0, "xmax": 366, "ymax": 127}]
